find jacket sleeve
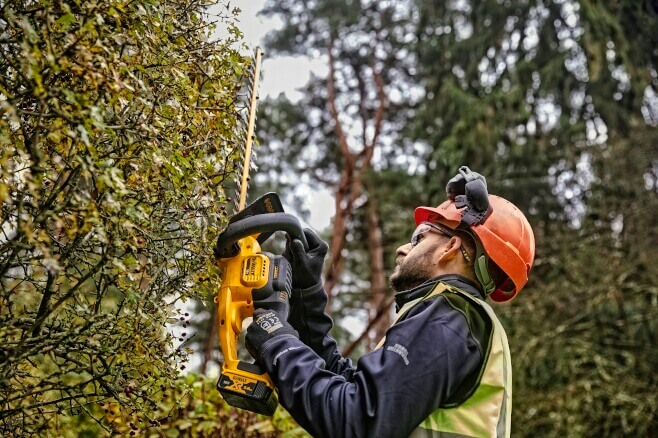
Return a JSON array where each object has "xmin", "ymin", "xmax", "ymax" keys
[
  {"xmin": 288, "ymin": 283, "xmax": 355, "ymax": 378},
  {"xmin": 258, "ymin": 295, "xmax": 484, "ymax": 438}
]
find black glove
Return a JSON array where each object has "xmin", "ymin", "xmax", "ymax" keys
[
  {"xmin": 246, "ymin": 309, "xmax": 299, "ymax": 362},
  {"xmin": 284, "ymin": 228, "xmax": 328, "ymax": 290},
  {"xmin": 251, "ymin": 255, "xmax": 293, "ymax": 321}
]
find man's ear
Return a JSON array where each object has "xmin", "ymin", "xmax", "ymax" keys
[{"xmin": 437, "ymin": 237, "xmax": 462, "ymax": 263}]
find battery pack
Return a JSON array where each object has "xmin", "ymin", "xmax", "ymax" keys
[{"xmin": 217, "ymin": 367, "xmax": 278, "ymax": 416}]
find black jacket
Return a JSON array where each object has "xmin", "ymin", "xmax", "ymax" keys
[{"xmin": 258, "ymin": 275, "xmax": 488, "ymax": 437}]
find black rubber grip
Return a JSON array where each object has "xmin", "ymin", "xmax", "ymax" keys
[{"xmin": 214, "ymin": 212, "xmax": 309, "ymax": 258}]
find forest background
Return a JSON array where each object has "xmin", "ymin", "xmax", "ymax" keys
[{"xmin": 1, "ymin": 0, "xmax": 657, "ymax": 437}]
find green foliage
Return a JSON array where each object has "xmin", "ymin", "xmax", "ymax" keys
[
  {"xmin": 28, "ymin": 373, "xmax": 307, "ymax": 437},
  {"xmin": 0, "ymin": 0, "xmax": 252, "ymax": 434},
  {"xmin": 499, "ymin": 126, "xmax": 658, "ymax": 437}
]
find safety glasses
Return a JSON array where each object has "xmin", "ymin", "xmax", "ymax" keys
[
  {"xmin": 410, "ymin": 222, "xmax": 472, "ymax": 263},
  {"xmin": 411, "ymin": 222, "xmax": 453, "ymax": 246}
]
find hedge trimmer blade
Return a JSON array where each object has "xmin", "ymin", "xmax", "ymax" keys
[{"xmin": 233, "ymin": 47, "xmax": 263, "ymax": 213}]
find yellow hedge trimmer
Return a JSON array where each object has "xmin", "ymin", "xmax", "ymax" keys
[{"xmin": 213, "ymin": 49, "xmax": 307, "ymax": 415}]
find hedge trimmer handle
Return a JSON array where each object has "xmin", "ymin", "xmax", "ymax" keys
[{"xmin": 214, "ymin": 212, "xmax": 308, "ymax": 259}]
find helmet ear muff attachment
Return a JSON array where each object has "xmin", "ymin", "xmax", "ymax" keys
[{"xmin": 473, "ymin": 244, "xmax": 496, "ymax": 296}]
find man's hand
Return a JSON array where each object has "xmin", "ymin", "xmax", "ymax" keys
[
  {"xmin": 246, "ymin": 309, "xmax": 298, "ymax": 362},
  {"xmin": 251, "ymin": 256, "xmax": 293, "ymax": 321},
  {"xmin": 284, "ymin": 228, "xmax": 328, "ymax": 290}
]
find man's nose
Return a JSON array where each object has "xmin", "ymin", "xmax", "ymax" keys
[{"xmin": 396, "ymin": 243, "xmax": 411, "ymax": 258}]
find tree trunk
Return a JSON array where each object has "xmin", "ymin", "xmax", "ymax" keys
[
  {"xmin": 322, "ymin": 37, "xmax": 387, "ymax": 314},
  {"xmin": 365, "ymin": 198, "xmax": 391, "ymax": 349}
]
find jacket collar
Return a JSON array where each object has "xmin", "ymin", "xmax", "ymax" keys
[{"xmin": 394, "ymin": 274, "xmax": 484, "ymax": 311}]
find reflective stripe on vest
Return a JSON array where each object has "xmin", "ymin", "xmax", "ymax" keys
[{"xmin": 377, "ymin": 283, "xmax": 512, "ymax": 438}]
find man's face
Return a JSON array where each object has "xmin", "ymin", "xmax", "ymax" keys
[{"xmin": 389, "ymin": 225, "xmax": 443, "ymax": 292}]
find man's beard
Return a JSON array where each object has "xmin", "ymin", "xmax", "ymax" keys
[{"xmin": 389, "ymin": 247, "xmax": 436, "ymax": 292}]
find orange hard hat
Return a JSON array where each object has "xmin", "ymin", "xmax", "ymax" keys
[{"xmin": 415, "ymin": 171, "xmax": 535, "ymax": 302}]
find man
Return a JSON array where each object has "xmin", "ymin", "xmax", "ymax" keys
[{"xmin": 245, "ymin": 167, "xmax": 535, "ymax": 437}]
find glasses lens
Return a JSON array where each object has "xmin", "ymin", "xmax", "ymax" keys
[
  {"xmin": 411, "ymin": 223, "xmax": 431, "ymax": 246},
  {"xmin": 411, "ymin": 222, "xmax": 455, "ymax": 246}
]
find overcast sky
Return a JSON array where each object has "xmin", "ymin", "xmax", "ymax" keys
[
  {"xmin": 229, "ymin": 1, "xmax": 334, "ymax": 231},
  {"xmin": 235, "ymin": 1, "xmax": 328, "ymax": 102}
]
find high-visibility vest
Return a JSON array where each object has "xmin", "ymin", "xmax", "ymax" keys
[{"xmin": 376, "ymin": 282, "xmax": 512, "ymax": 438}]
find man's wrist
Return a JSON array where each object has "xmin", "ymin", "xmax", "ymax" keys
[
  {"xmin": 291, "ymin": 282, "xmax": 325, "ymax": 298},
  {"xmin": 258, "ymin": 334, "xmax": 303, "ymax": 368},
  {"xmin": 246, "ymin": 310, "xmax": 299, "ymax": 362}
]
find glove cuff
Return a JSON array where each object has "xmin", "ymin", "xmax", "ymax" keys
[
  {"xmin": 291, "ymin": 282, "xmax": 325, "ymax": 299},
  {"xmin": 246, "ymin": 311, "xmax": 299, "ymax": 362}
]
